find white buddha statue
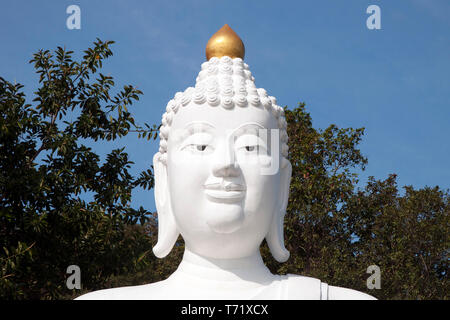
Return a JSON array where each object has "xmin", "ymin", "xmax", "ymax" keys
[{"xmin": 77, "ymin": 25, "xmax": 375, "ymax": 300}]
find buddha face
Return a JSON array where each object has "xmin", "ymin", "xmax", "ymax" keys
[{"xmin": 163, "ymin": 102, "xmax": 285, "ymax": 259}]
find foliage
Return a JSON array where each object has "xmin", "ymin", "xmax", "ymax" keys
[
  {"xmin": 0, "ymin": 39, "xmax": 158, "ymax": 299},
  {"xmin": 345, "ymin": 177, "xmax": 449, "ymax": 299},
  {"xmin": 260, "ymin": 104, "xmax": 449, "ymax": 300}
]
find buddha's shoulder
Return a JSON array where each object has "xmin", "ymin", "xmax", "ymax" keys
[
  {"xmin": 278, "ymin": 274, "xmax": 323, "ymax": 299},
  {"xmin": 75, "ymin": 279, "xmax": 170, "ymax": 300},
  {"xmin": 281, "ymin": 274, "xmax": 376, "ymax": 300},
  {"xmin": 327, "ymin": 285, "xmax": 377, "ymax": 300}
]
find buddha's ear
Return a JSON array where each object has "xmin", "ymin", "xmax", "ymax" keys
[
  {"xmin": 152, "ymin": 153, "xmax": 180, "ymax": 258},
  {"xmin": 265, "ymin": 158, "xmax": 292, "ymax": 263}
]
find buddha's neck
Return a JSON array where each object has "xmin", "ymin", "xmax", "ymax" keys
[{"xmin": 173, "ymin": 248, "xmax": 274, "ymax": 283}]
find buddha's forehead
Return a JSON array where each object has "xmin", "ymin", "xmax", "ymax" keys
[{"xmin": 170, "ymin": 102, "xmax": 278, "ymax": 133}]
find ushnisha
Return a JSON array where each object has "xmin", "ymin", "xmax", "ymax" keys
[{"xmin": 76, "ymin": 24, "xmax": 376, "ymax": 300}]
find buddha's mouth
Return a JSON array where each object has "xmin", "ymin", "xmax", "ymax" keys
[{"xmin": 203, "ymin": 182, "xmax": 246, "ymax": 201}]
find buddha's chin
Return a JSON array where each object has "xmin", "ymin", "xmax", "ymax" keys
[{"xmin": 206, "ymin": 204, "xmax": 244, "ymax": 234}]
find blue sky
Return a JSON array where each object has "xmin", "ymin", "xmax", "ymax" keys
[{"xmin": 1, "ymin": 0, "xmax": 449, "ymax": 212}]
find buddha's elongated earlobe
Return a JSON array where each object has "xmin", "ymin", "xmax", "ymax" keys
[
  {"xmin": 152, "ymin": 153, "xmax": 180, "ymax": 258},
  {"xmin": 265, "ymin": 160, "xmax": 292, "ymax": 262}
]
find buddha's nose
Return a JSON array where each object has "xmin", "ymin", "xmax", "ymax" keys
[
  {"xmin": 212, "ymin": 161, "xmax": 240, "ymax": 177},
  {"xmin": 212, "ymin": 146, "xmax": 240, "ymax": 177}
]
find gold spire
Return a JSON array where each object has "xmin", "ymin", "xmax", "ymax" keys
[{"xmin": 205, "ymin": 24, "xmax": 245, "ymax": 61}]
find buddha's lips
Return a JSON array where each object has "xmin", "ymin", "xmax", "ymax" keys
[{"xmin": 203, "ymin": 182, "xmax": 246, "ymax": 192}]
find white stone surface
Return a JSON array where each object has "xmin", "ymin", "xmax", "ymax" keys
[{"xmin": 76, "ymin": 58, "xmax": 376, "ymax": 300}]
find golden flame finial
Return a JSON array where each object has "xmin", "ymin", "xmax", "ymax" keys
[{"xmin": 206, "ymin": 24, "xmax": 245, "ymax": 61}]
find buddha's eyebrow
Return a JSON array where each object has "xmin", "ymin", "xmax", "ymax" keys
[
  {"xmin": 231, "ymin": 122, "xmax": 265, "ymax": 137},
  {"xmin": 183, "ymin": 121, "xmax": 215, "ymax": 134},
  {"xmin": 174, "ymin": 121, "xmax": 215, "ymax": 142}
]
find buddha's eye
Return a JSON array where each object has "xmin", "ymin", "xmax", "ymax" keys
[
  {"xmin": 197, "ymin": 145, "xmax": 208, "ymax": 151},
  {"xmin": 235, "ymin": 134, "xmax": 267, "ymax": 156},
  {"xmin": 183, "ymin": 143, "xmax": 213, "ymax": 154},
  {"xmin": 181, "ymin": 133, "xmax": 214, "ymax": 154}
]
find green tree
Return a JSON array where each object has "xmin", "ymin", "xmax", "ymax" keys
[
  {"xmin": 0, "ymin": 39, "xmax": 158, "ymax": 299},
  {"xmin": 261, "ymin": 104, "xmax": 368, "ymax": 287},
  {"xmin": 260, "ymin": 104, "xmax": 449, "ymax": 300},
  {"xmin": 345, "ymin": 175, "xmax": 449, "ymax": 299}
]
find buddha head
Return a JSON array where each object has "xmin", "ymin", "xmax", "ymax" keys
[{"xmin": 152, "ymin": 25, "xmax": 292, "ymax": 263}]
